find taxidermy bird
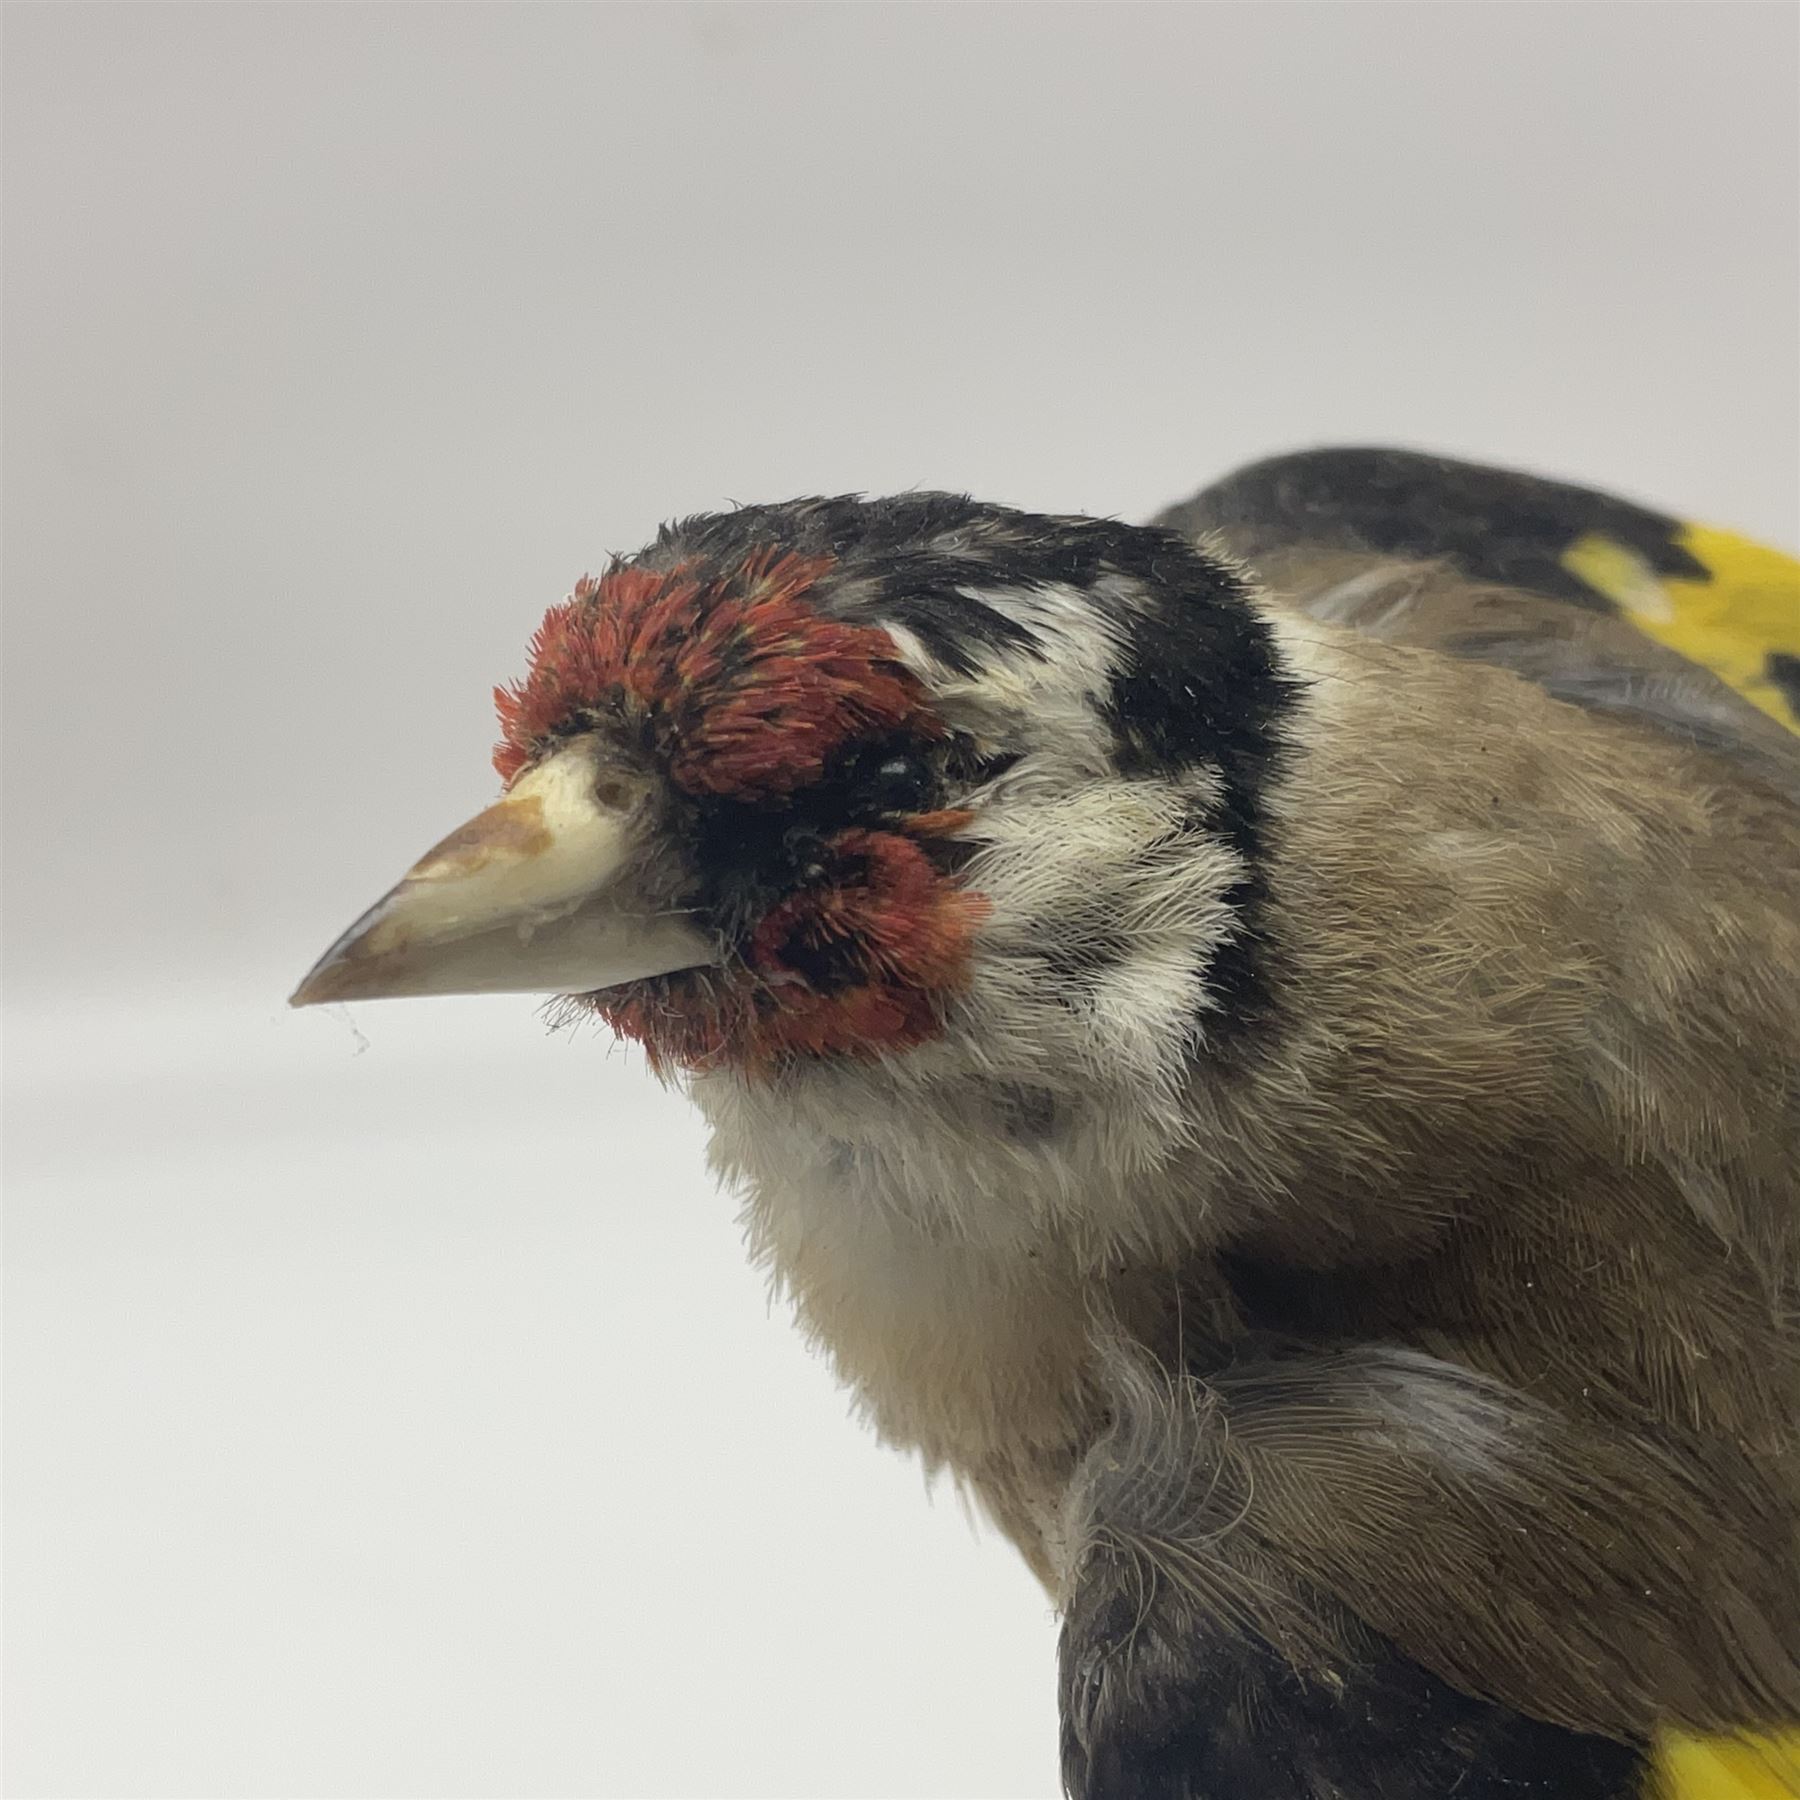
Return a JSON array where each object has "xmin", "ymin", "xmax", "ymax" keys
[{"xmin": 294, "ymin": 449, "xmax": 1800, "ymax": 1800}]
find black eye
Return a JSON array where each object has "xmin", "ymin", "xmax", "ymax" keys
[{"xmin": 861, "ymin": 752, "xmax": 935, "ymax": 815}]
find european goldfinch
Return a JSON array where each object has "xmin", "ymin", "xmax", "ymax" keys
[{"xmin": 296, "ymin": 450, "xmax": 1800, "ymax": 1800}]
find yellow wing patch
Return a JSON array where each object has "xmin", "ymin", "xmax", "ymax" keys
[
  {"xmin": 1562, "ymin": 524, "xmax": 1800, "ymax": 731},
  {"xmin": 1653, "ymin": 1732, "xmax": 1800, "ymax": 1800}
]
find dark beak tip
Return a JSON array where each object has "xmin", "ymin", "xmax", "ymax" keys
[
  {"xmin": 287, "ymin": 970, "xmax": 329, "ymax": 1009},
  {"xmin": 288, "ymin": 902, "xmax": 392, "ymax": 1009},
  {"xmin": 288, "ymin": 948, "xmax": 359, "ymax": 1009}
]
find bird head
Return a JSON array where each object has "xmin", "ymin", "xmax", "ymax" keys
[{"xmin": 293, "ymin": 495, "xmax": 1293, "ymax": 1098}]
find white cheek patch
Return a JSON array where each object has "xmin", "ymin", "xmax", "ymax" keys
[
  {"xmin": 949, "ymin": 779, "xmax": 1247, "ymax": 1111},
  {"xmin": 882, "ymin": 582, "xmax": 1126, "ymax": 777},
  {"xmin": 961, "ymin": 580, "xmax": 1124, "ymax": 677},
  {"xmin": 1086, "ymin": 943, "xmax": 1212, "ymax": 1071},
  {"xmin": 869, "ymin": 581, "xmax": 1252, "ymax": 1129}
]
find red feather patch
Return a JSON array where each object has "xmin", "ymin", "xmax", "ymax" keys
[
  {"xmin": 596, "ymin": 829, "xmax": 988, "ymax": 1075},
  {"xmin": 494, "ymin": 548, "xmax": 937, "ymax": 799},
  {"xmin": 496, "ymin": 544, "xmax": 978, "ymax": 1070}
]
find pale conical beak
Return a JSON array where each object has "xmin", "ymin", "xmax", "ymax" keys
[{"xmin": 289, "ymin": 738, "xmax": 717, "ymax": 1006}]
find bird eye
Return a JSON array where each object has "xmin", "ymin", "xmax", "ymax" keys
[{"xmin": 862, "ymin": 752, "xmax": 935, "ymax": 815}]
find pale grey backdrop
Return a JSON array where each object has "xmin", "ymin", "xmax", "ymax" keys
[{"xmin": 5, "ymin": 4, "xmax": 1797, "ymax": 1797}]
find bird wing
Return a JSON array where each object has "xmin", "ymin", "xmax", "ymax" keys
[
  {"xmin": 1151, "ymin": 447, "xmax": 1800, "ymax": 803},
  {"xmin": 1146, "ymin": 445, "xmax": 1800, "ymax": 1800}
]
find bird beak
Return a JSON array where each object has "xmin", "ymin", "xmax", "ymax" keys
[{"xmin": 289, "ymin": 738, "xmax": 717, "ymax": 1006}]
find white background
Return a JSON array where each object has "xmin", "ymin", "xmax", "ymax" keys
[{"xmin": 5, "ymin": 5, "xmax": 1797, "ymax": 1797}]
